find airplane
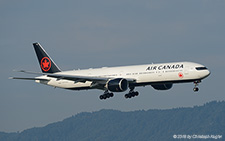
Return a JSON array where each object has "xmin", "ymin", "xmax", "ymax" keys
[{"xmin": 10, "ymin": 43, "xmax": 211, "ymax": 100}]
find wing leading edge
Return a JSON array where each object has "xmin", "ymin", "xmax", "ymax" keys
[{"xmin": 9, "ymin": 77, "xmax": 49, "ymax": 81}]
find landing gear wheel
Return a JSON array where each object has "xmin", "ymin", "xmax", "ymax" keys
[
  {"xmin": 109, "ymin": 93, "xmax": 114, "ymax": 97},
  {"xmin": 99, "ymin": 95, "xmax": 104, "ymax": 100},
  {"xmin": 134, "ymin": 91, "xmax": 139, "ymax": 96},
  {"xmin": 193, "ymin": 87, "xmax": 199, "ymax": 92},
  {"xmin": 99, "ymin": 91, "xmax": 114, "ymax": 100},
  {"xmin": 124, "ymin": 91, "xmax": 139, "ymax": 99},
  {"xmin": 106, "ymin": 93, "xmax": 110, "ymax": 98}
]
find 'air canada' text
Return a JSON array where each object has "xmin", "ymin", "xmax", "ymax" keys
[{"xmin": 146, "ymin": 64, "xmax": 184, "ymax": 71}]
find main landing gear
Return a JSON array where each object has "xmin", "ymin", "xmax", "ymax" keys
[
  {"xmin": 125, "ymin": 87, "xmax": 139, "ymax": 99},
  {"xmin": 125, "ymin": 91, "xmax": 139, "ymax": 99},
  {"xmin": 99, "ymin": 87, "xmax": 139, "ymax": 100},
  {"xmin": 99, "ymin": 90, "xmax": 114, "ymax": 100},
  {"xmin": 193, "ymin": 80, "xmax": 201, "ymax": 92}
]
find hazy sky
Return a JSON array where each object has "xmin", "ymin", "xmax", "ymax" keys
[{"xmin": 1, "ymin": 0, "xmax": 225, "ymax": 132}]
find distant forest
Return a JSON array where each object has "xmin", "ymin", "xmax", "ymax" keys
[{"xmin": 0, "ymin": 101, "xmax": 224, "ymax": 141}]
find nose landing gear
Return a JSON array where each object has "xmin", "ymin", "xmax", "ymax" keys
[{"xmin": 193, "ymin": 80, "xmax": 201, "ymax": 92}]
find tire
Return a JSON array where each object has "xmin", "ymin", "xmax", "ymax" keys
[
  {"xmin": 99, "ymin": 95, "xmax": 104, "ymax": 100},
  {"xmin": 134, "ymin": 92, "xmax": 139, "ymax": 96},
  {"xmin": 193, "ymin": 87, "xmax": 199, "ymax": 92}
]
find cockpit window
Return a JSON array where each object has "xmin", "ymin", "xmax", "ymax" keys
[{"xmin": 195, "ymin": 67, "xmax": 207, "ymax": 70}]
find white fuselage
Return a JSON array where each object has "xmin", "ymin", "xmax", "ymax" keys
[{"xmin": 35, "ymin": 61, "xmax": 210, "ymax": 91}]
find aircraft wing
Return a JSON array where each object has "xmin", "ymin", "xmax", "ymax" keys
[
  {"xmin": 9, "ymin": 77, "xmax": 49, "ymax": 81},
  {"xmin": 46, "ymin": 74, "xmax": 136, "ymax": 83},
  {"xmin": 12, "ymin": 70, "xmax": 107, "ymax": 82},
  {"xmin": 11, "ymin": 70, "xmax": 136, "ymax": 85}
]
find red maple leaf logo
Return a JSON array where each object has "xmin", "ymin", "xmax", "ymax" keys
[
  {"xmin": 41, "ymin": 57, "xmax": 51, "ymax": 71},
  {"xmin": 178, "ymin": 72, "xmax": 184, "ymax": 78}
]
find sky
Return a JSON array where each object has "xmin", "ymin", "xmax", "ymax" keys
[{"xmin": 0, "ymin": 0, "xmax": 225, "ymax": 132}]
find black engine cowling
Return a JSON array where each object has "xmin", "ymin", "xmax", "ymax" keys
[
  {"xmin": 106, "ymin": 78, "xmax": 128, "ymax": 92},
  {"xmin": 151, "ymin": 83, "xmax": 173, "ymax": 90}
]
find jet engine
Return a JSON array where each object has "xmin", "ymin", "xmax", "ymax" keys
[
  {"xmin": 151, "ymin": 83, "xmax": 173, "ymax": 90},
  {"xmin": 106, "ymin": 78, "xmax": 128, "ymax": 92}
]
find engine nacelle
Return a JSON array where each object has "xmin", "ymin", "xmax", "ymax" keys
[
  {"xmin": 151, "ymin": 83, "xmax": 173, "ymax": 90},
  {"xmin": 106, "ymin": 78, "xmax": 128, "ymax": 92}
]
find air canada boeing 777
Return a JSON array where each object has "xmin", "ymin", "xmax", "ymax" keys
[{"xmin": 11, "ymin": 43, "xmax": 210, "ymax": 100}]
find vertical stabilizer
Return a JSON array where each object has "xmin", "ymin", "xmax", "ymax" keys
[{"xmin": 33, "ymin": 43, "xmax": 61, "ymax": 73}]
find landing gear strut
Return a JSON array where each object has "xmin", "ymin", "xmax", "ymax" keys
[
  {"xmin": 125, "ymin": 86, "xmax": 139, "ymax": 99},
  {"xmin": 99, "ymin": 90, "xmax": 114, "ymax": 100},
  {"xmin": 193, "ymin": 80, "xmax": 201, "ymax": 92}
]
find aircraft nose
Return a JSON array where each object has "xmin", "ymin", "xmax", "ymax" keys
[
  {"xmin": 196, "ymin": 66, "xmax": 211, "ymax": 79},
  {"xmin": 206, "ymin": 69, "xmax": 211, "ymax": 77}
]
